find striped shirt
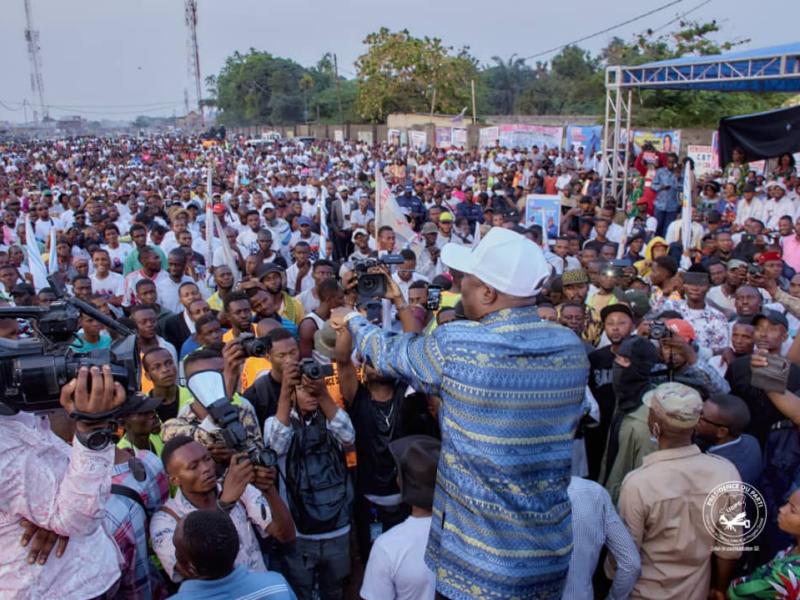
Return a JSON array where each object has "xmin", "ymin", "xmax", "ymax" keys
[
  {"xmin": 347, "ymin": 306, "xmax": 588, "ymax": 600},
  {"xmin": 563, "ymin": 477, "xmax": 640, "ymax": 600}
]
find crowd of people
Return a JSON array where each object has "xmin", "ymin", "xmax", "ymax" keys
[{"xmin": 1, "ymin": 132, "xmax": 800, "ymax": 600}]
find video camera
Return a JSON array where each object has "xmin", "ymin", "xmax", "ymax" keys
[
  {"xmin": 186, "ymin": 370, "xmax": 277, "ymax": 468},
  {"xmin": 0, "ymin": 275, "xmax": 139, "ymax": 416},
  {"xmin": 354, "ymin": 254, "xmax": 405, "ymax": 299}
]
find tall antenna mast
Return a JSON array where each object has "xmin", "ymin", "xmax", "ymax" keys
[
  {"xmin": 23, "ymin": 0, "xmax": 48, "ymax": 122},
  {"xmin": 184, "ymin": 0, "xmax": 204, "ymax": 125}
]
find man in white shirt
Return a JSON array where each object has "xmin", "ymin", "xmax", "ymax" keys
[
  {"xmin": 763, "ymin": 180, "xmax": 794, "ymax": 231},
  {"xmin": 391, "ymin": 249, "xmax": 430, "ymax": 302},
  {"xmin": 90, "ymin": 248, "xmax": 124, "ymax": 306},
  {"xmin": 236, "ymin": 210, "xmax": 262, "ymax": 255},
  {"xmin": 361, "ymin": 435, "xmax": 440, "ymax": 600},
  {"xmin": 286, "ymin": 242, "xmax": 315, "ymax": 295},
  {"xmin": 735, "ymin": 182, "xmax": 763, "ymax": 229}
]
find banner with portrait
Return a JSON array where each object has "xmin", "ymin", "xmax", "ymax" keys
[
  {"xmin": 524, "ymin": 194, "xmax": 560, "ymax": 238},
  {"xmin": 566, "ymin": 125, "xmax": 602, "ymax": 155}
]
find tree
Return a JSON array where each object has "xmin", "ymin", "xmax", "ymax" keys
[
  {"xmin": 354, "ymin": 28, "xmax": 477, "ymax": 122},
  {"xmin": 481, "ymin": 55, "xmax": 533, "ymax": 114}
]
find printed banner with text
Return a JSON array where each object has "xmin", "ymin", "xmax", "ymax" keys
[{"xmin": 499, "ymin": 124, "xmax": 563, "ymax": 150}]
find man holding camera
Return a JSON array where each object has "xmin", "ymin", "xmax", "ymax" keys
[
  {"xmin": 264, "ymin": 358, "xmax": 356, "ymax": 600},
  {"xmin": 0, "ymin": 366, "xmax": 125, "ymax": 598},
  {"xmin": 332, "ymin": 228, "xmax": 588, "ymax": 600},
  {"xmin": 161, "ymin": 345, "xmax": 263, "ymax": 470},
  {"xmin": 150, "ymin": 435, "xmax": 295, "ymax": 583}
]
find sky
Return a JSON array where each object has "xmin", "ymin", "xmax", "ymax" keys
[{"xmin": 0, "ymin": 0, "xmax": 796, "ymax": 123}]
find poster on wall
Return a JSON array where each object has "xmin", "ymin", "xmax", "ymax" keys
[
  {"xmin": 357, "ymin": 130, "xmax": 374, "ymax": 145},
  {"xmin": 498, "ymin": 124, "xmax": 563, "ymax": 150},
  {"xmin": 687, "ymin": 145, "xmax": 715, "ymax": 177},
  {"xmin": 479, "ymin": 126, "xmax": 499, "ymax": 148},
  {"xmin": 333, "ymin": 129, "xmax": 344, "ymax": 143},
  {"xmin": 435, "ymin": 127, "xmax": 453, "ymax": 148},
  {"xmin": 631, "ymin": 130, "xmax": 682, "ymax": 155},
  {"xmin": 452, "ymin": 128, "xmax": 467, "ymax": 148},
  {"xmin": 387, "ymin": 129, "xmax": 401, "ymax": 146},
  {"xmin": 566, "ymin": 125, "xmax": 602, "ymax": 155},
  {"xmin": 524, "ymin": 194, "xmax": 560, "ymax": 238},
  {"xmin": 409, "ymin": 130, "xmax": 427, "ymax": 151}
]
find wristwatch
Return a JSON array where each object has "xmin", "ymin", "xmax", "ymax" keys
[{"xmin": 75, "ymin": 426, "xmax": 116, "ymax": 451}]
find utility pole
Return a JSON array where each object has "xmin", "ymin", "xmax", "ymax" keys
[
  {"xmin": 184, "ymin": 0, "xmax": 204, "ymax": 126},
  {"xmin": 23, "ymin": 0, "xmax": 48, "ymax": 123},
  {"xmin": 471, "ymin": 79, "xmax": 477, "ymax": 124},
  {"xmin": 333, "ymin": 53, "xmax": 343, "ymax": 125}
]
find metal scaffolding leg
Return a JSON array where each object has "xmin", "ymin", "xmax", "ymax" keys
[{"xmin": 601, "ymin": 67, "xmax": 632, "ymax": 211}]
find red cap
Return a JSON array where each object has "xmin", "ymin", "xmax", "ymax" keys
[
  {"xmin": 757, "ymin": 251, "xmax": 782, "ymax": 265},
  {"xmin": 212, "ymin": 203, "xmax": 226, "ymax": 215},
  {"xmin": 665, "ymin": 319, "xmax": 696, "ymax": 342}
]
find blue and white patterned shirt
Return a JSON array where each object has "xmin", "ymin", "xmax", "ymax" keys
[{"xmin": 347, "ymin": 306, "xmax": 588, "ymax": 600}]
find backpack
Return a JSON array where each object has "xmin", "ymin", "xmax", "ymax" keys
[{"xmin": 285, "ymin": 411, "xmax": 353, "ymax": 535}]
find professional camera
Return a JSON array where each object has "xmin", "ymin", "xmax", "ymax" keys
[
  {"xmin": 0, "ymin": 275, "xmax": 139, "ymax": 416},
  {"xmin": 354, "ymin": 255, "xmax": 405, "ymax": 299},
  {"xmin": 238, "ymin": 332, "xmax": 270, "ymax": 358},
  {"xmin": 748, "ymin": 264, "xmax": 765, "ymax": 277},
  {"xmin": 186, "ymin": 370, "xmax": 278, "ymax": 467},
  {"xmin": 649, "ymin": 319, "xmax": 672, "ymax": 341},
  {"xmin": 299, "ymin": 358, "xmax": 334, "ymax": 380}
]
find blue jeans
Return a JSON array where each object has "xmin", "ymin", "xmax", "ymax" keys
[
  {"xmin": 655, "ymin": 209, "xmax": 678, "ymax": 238},
  {"xmin": 281, "ymin": 532, "xmax": 350, "ymax": 600}
]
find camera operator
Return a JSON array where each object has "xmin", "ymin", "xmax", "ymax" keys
[
  {"xmin": 161, "ymin": 344, "xmax": 262, "ymax": 470},
  {"xmin": 264, "ymin": 360, "xmax": 355, "ymax": 600},
  {"xmin": 150, "ymin": 435, "xmax": 295, "ymax": 583},
  {"xmin": 651, "ymin": 319, "xmax": 731, "ymax": 397},
  {"xmin": 0, "ymin": 366, "xmax": 125, "ymax": 598}
]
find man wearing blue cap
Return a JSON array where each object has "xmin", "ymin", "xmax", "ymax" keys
[{"xmin": 396, "ymin": 183, "xmax": 425, "ymax": 228}]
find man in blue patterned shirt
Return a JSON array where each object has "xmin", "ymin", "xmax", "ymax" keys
[{"xmin": 333, "ymin": 227, "xmax": 589, "ymax": 600}]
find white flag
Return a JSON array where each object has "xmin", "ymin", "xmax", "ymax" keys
[
  {"xmin": 214, "ymin": 215, "xmax": 240, "ymax": 284},
  {"xmin": 48, "ymin": 227, "xmax": 58, "ymax": 274},
  {"xmin": 205, "ymin": 162, "xmax": 214, "ymax": 269},
  {"xmin": 25, "ymin": 215, "xmax": 48, "ymax": 291},
  {"xmin": 319, "ymin": 201, "xmax": 329, "ymax": 259},
  {"xmin": 681, "ymin": 161, "xmax": 694, "ymax": 252},
  {"xmin": 472, "ymin": 220, "xmax": 481, "ymax": 249},
  {"xmin": 375, "ymin": 167, "xmax": 418, "ymax": 249}
]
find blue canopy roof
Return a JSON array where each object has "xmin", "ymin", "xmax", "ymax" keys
[{"xmin": 618, "ymin": 42, "xmax": 800, "ymax": 92}]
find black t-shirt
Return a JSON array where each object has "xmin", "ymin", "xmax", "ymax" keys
[
  {"xmin": 153, "ymin": 393, "xmax": 179, "ymax": 422},
  {"xmin": 347, "ymin": 383, "xmax": 406, "ymax": 497},
  {"xmin": 726, "ymin": 355, "xmax": 800, "ymax": 445},
  {"xmin": 586, "ymin": 346, "xmax": 616, "ymax": 481},
  {"xmin": 243, "ymin": 373, "xmax": 283, "ymax": 429}
]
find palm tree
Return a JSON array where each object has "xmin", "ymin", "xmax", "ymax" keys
[{"xmin": 488, "ymin": 54, "xmax": 530, "ymax": 114}]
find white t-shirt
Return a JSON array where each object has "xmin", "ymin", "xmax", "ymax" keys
[
  {"xmin": 102, "ymin": 243, "xmax": 133, "ymax": 272},
  {"xmin": 360, "ymin": 515, "xmax": 436, "ymax": 600},
  {"xmin": 90, "ymin": 271, "xmax": 124, "ymax": 299}
]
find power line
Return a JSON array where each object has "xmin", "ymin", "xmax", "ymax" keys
[
  {"xmin": 522, "ymin": 0, "xmax": 684, "ymax": 60},
  {"xmin": 0, "ymin": 100, "xmax": 25, "ymax": 112},
  {"xmin": 650, "ymin": 0, "xmax": 712, "ymax": 34}
]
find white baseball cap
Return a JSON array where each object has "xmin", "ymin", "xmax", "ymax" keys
[{"xmin": 441, "ymin": 227, "xmax": 549, "ymax": 297}]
